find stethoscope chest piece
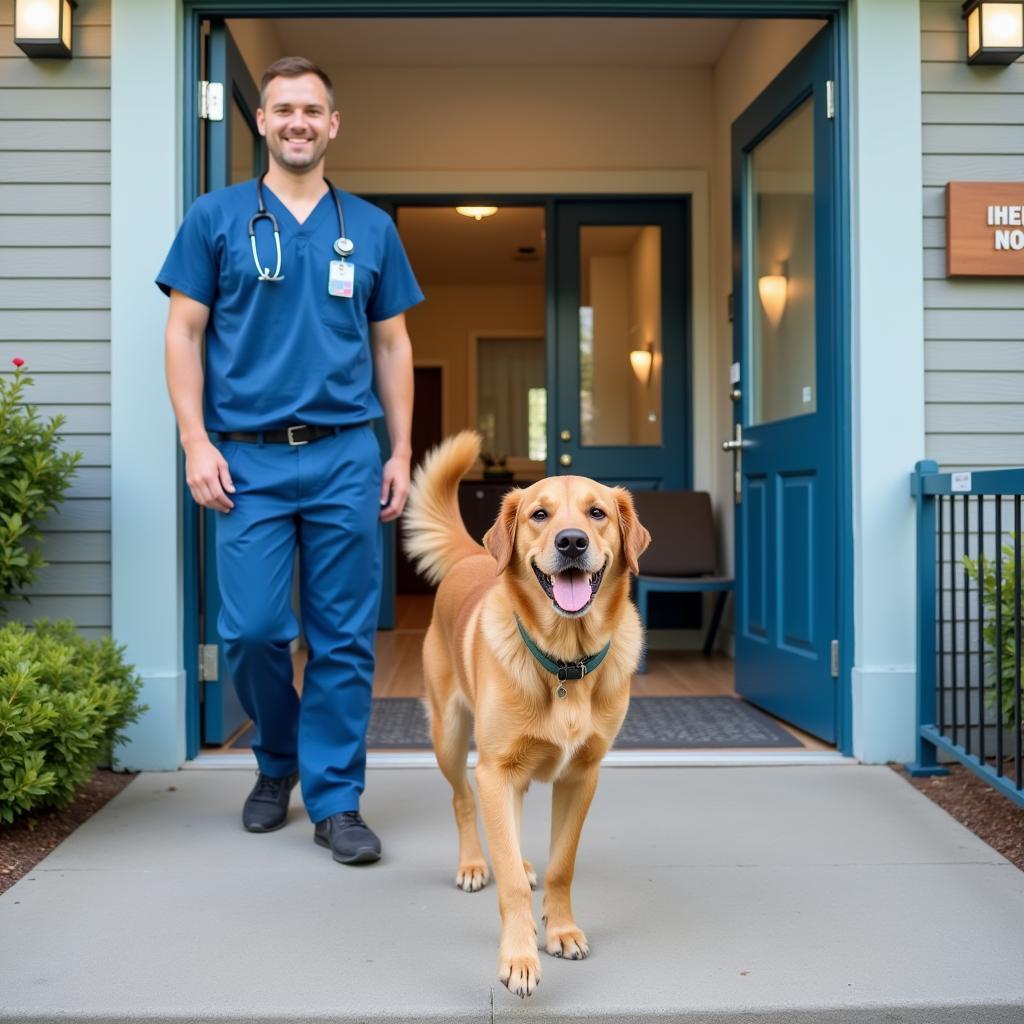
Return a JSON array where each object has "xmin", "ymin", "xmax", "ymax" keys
[{"xmin": 333, "ymin": 237, "xmax": 355, "ymax": 258}]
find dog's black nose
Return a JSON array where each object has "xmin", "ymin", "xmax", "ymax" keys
[{"xmin": 555, "ymin": 529, "xmax": 589, "ymax": 555}]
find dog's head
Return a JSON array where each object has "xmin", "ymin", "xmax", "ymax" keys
[{"xmin": 483, "ymin": 476, "xmax": 650, "ymax": 619}]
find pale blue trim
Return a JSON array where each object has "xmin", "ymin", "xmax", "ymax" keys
[
  {"xmin": 851, "ymin": 667, "xmax": 916, "ymax": 764},
  {"xmin": 848, "ymin": 0, "xmax": 925, "ymax": 759},
  {"xmin": 110, "ymin": 0, "xmax": 186, "ymax": 770}
]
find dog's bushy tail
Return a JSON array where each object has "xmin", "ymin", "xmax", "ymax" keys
[{"xmin": 402, "ymin": 431, "xmax": 486, "ymax": 585}]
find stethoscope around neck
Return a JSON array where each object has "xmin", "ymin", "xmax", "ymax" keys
[{"xmin": 248, "ymin": 173, "xmax": 354, "ymax": 282}]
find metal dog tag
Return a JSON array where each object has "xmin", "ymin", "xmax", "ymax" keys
[{"xmin": 556, "ymin": 685, "xmax": 568, "ymax": 700}]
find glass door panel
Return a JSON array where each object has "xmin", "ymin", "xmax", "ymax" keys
[
  {"xmin": 747, "ymin": 97, "xmax": 816, "ymax": 425},
  {"xmin": 578, "ymin": 225, "xmax": 663, "ymax": 448}
]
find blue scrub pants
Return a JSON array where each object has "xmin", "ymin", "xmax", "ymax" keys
[{"xmin": 214, "ymin": 424, "xmax": 382, "ymax": 824}]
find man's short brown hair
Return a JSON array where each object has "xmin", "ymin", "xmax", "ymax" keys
[{"xmin": 260, "ymin": 57, "xmax": 335, "ymax": 111}]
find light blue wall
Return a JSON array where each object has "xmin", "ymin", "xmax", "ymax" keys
[
  {"xmin": 849, "ymin": 0, "xmax": 925, "ymax": 762},
  {"xmin": 111, "ymin": 0, "xmax": 186, "ymax": 770}
]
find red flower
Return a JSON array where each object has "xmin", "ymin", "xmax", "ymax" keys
[{"xmin": 11, "ymin": 357, "xmax": 24, "ymax": 368}]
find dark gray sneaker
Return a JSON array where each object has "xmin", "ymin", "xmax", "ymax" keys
[
  {"xmin": 242, "ymin": 771, "xmax": 299, "ymax": 833},
  {"xmin": 314, "ymin": 811, "xmax": 382, "ymax": 864}
]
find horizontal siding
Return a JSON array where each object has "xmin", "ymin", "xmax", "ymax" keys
[
  {"xmin": 0, "ymin": 90, "xmax": 109, "ymax": 119},
  {"xmin": 0, "ymin": 248, "xmax": 111, "ymax": 277},
  {"xmin": 0, "ymin": 0, "xmax": 111, "ymax": 631},
  {"xmin": 40, "ymin": 531, "xmax": 111, "ymax": 563},
  {"xmin": 0, "ymin": 151, "xmax": 110, "ymax": 183},
  {"xmin": 0, "ymin": 121, "xmax": 110, "ymax": 150},
  {"xmin": 0, "ymin": 184, "xmax": 110, "ymax": 213},
  {"xmin": 0, "ymin": 215, "xmax": 109, "ymax": 245},
  {"xmin": 926, "ymin": 372, "xmax": 1024, "ymax": 403},
  {"xmin": 5, "ymin": 597, "xmax": 111, "ymax": 629},
  {"xmin": 926, "ymin": 340, "xmax": 1024, "ymax": 370},
  {"xmin": 927, "ymin": 404, "xmax": 1024, "ymax": 431},
  {"xmin": 0, "ymin": 279, "xmax": 110, "ymax": 307},
  {"xmin": 921, "ymin": 0, "xmax": 1024, "ymax": 473}
]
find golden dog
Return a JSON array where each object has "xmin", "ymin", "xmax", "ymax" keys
[{"xmin": 402, "ymin": 431, "xmax": 650, "ymax": 998}]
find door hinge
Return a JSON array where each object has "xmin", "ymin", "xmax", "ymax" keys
[
  {"xmin": 826, "ymin": 80, "xmax": 836, "ymax": 120},
  {"xmin": 199, "ymin": 643, "xmax": 219, "ymax": 682},
  {"xmin": 830, "ymin": 639, "xmax": 840, "ymax": 678},
  {"xmin": 199, "ymin": 81, "xmax": 224, "ymax": 121}
]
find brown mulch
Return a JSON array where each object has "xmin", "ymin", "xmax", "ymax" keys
[
  {"xmin": 891, "ymin": 761, "xmax": 1024, "ymax": 872},
  {"xmin": 0, "ymin": 769, "xmax": 137, "ymax": 896}
]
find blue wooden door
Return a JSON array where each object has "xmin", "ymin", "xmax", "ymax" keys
[
  {"xmin": 553, "ymin": 201, "xmax": 691, "ymax": 488},
  {"xmin": 731, "ymin": 28, "xmax": 839, "ymax": 742},
  {"xmin": 196, "ymin": 22, "xmax": 264, "ymax": 744}
]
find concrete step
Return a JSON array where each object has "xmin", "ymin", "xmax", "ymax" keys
[{"xmin": 1, "ymin": 765, "xmax": 1023, "ymax": 1022}]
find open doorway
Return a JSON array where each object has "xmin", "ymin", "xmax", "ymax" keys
[{"xmin": 193, "ymin": 12, "xmax": 840, "ymax": 758}]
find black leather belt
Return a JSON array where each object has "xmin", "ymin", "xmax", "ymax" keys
[{"xmin": 220, "ymin": 424, "xmax": 339, "ymax": 447}]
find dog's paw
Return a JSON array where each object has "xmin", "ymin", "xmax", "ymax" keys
[
  {"xmin": 499, "ymin": 951, "xmax": 541, "ymax": 998},
  {"xmin": 522, "ymin": 859, "xmax": 538, "ymax": 890},
  {"xmin": 455, "ymin": 861, "xmax": 489, "ymax": 892},
  {"xmin": 545, "ymin": 925, "xmax": 590, "ymax": 961}
]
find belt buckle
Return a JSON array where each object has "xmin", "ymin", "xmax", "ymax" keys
[{"xmin": 286, "ymin": 425, "xmax": 309, "ymax": 446}]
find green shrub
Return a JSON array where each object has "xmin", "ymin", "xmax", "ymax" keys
[
  {"xmin": 0, "ymin": 359, "xmax": 81, "ymax": 610},
  {"xmin": 963, "ymin": 537, "xmax": 1024, "ymax": 727},
  {"xmin": 0, "ymin": 620, "xmax": 145, "ymax": 824}
]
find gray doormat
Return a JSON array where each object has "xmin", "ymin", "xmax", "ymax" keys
[{"xmin": 230, "ymin": 696, "xmax": 802, "ymax": 750}]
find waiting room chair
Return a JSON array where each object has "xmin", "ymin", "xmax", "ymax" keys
[{"xmin": 631, "ymin": 490, "xmax": 733, "ymax": 673}]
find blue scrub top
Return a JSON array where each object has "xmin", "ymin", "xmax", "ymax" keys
[{"xmin": 156, "ymin": 180, "xmax": 423, "ymax": 433}]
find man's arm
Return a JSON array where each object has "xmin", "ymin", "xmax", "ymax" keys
[
  {"xmin": 369, "ymin": 312, "xmax": 414, "ymax": 523},
  {"xmin": 165, "ymin": 289, "xmax": 235, "ymax": 513}
]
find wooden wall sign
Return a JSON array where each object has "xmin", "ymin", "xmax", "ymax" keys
[{"xmin": 947, "ymin": 182, "xmax": 1024, "ymax": 276}]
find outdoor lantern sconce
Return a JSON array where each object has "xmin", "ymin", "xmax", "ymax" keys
[
  {"xmin": 14, "ymin": 0, "xmax": 75, "ymax": 58},
  {"xmin": 963, "ymin": 1, "xmax": 1024, "ymax": 64},
  {"xmin": 629, "ymin": 340, "xmax": 654, "ymax": 387},
  {"xmin": 757, "ymin": 273, "xmax": 788, "ymax": 329}
]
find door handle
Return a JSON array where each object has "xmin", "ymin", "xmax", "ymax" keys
[
  {"xmin": 559, "ymin": 453, "xmax": 573, "ymax": 467},
  {"xmin": 722, "ymin": 424, "xmax": 744, "ymax": 503},
  {"xmin": 560, "ymin": 429, "xmax": 572, "ymax": 442}
]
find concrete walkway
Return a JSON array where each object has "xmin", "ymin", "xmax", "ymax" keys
[{"xmin": 1, "ymin": 764, "xmax": 1023, "ymax": 1023}]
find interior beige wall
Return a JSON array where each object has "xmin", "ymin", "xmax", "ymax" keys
[
  {"xmin": 319, "ymin": 66, "xmax": 713, "ymax": 175},
  {"xmin": 710, "ymin": 19, "xmax": 827, "ymax": 581},
  {"xmin": 404, "ymin": 284, "xmax": 545, "ymax": 437}
]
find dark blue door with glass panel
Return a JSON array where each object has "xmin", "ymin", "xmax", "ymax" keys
[
  {"xmin": 194, "ymin": 21, "xmax": 263, "ymax": 745},
  {"xmin": 554, "ymin": 201, "xmax": 690, "ymax": 488},
  {"xmin": 730, "ymin": 27, "xmax": 839, "ymax": 742}
]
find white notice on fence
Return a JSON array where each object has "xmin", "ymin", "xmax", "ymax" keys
[{"xmin": 951, "ymin": 472, "xmax": 972, "ymax": 493}]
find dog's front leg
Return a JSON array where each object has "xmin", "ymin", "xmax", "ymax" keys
[
  {"xmin": 543, "ymin": 756, "xmax": 601, "ymax": 960},
  {"xmin": 475, "ymin": 761, "xmax": 540, "ymax": 998}
]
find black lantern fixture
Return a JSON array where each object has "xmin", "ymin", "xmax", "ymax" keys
[
  {"xmin": 14, "ymin": 0, "xmax": 76, "ymax": 59},
  {"xmin": 963, "ymin": 1, "xmax": 1024, "ymax": 64}
]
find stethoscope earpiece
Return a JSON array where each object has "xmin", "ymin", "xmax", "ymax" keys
[{"xmin": 250, "ymin": 173, "xmax": 351, "ymax": 283}]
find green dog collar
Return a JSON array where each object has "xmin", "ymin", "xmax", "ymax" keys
[{"xmin": 513, "ymin": 614, "xmax": 611, "ymax": 699}]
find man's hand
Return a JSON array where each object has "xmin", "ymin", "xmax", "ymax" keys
[
  {"xmin": 185, "ymin": 438, "xmax": 236, "ymax": 513},
  {"xmin": 379, "ymin": 452, "xmax": 410, "ymax": 522}
]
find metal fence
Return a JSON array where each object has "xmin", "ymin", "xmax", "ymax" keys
[{"xmin": 908, "ymin": 461, "xmax": 1024, "ymax": 808}]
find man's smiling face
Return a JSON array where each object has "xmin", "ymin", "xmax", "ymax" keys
[{"xmin": 257, "ymin": 73, "xmax": 339, "ymax": 174}]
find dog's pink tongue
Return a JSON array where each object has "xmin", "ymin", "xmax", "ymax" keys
[{"xmin": 553, "ymin": 570, "xmax": 590, "ymax": 612}]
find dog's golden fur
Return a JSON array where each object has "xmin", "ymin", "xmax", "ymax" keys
[{"xmin": 403, "ymin": 431, "xmax": 650, "ymax": 998}]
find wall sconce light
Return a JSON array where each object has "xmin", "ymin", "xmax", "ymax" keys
[
  {"xmin": 14, "ymin": 0, "xmax": 75, "ymax": 58},
  {"xmin": 757, "ymin": 273, "xmax": 788, "ymax": 329},
  {"xmin": 456, "ymin": 206, "xmax": 498, "ymax": 221},
  {"xmin": 629, "ymin": 340, "xmax": 654, "ymax": 386},
  {"xmin": 963, "ymin": 1, "xmax": 1024, "ymax": 64}
]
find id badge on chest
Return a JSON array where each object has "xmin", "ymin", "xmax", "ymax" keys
[{"xmin": 328, "ymin": 259, "xmax": 355, "ymax": 299}]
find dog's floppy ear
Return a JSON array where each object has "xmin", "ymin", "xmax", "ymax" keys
[
  {"xmin": 483, "ymin": 489, "xmax": 522, "ymax": 574},
  {"xmin": 612, "ymin": 487, "xmax": 651, "ymax": 575}
]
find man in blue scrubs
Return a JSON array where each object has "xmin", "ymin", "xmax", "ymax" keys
[{"xmin": 158, "ymin": 57, "xmax": 422, "ymax": 865}]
